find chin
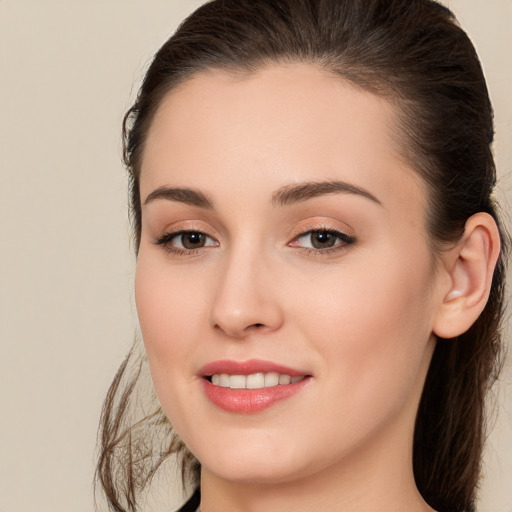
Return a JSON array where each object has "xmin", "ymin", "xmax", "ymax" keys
[
  {"xmin": 204, "ymin": 458, "xmax": 310, "ymax": 485},
  {"xmin": 192, "ymin": 433, "xmax": 319, "ymax": 485}
]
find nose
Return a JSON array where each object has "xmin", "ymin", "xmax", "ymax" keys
[{"xmin": 209, "ymin": 246, "xmax": 284, "ymax": 339}]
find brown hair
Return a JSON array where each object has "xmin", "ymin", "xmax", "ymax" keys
[{"xmin": 96, "ymin": 1, "xmax": 508, "ymax": 511}]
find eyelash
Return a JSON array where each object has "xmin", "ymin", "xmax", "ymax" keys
[
  {"xmin": 290, "ymin": 228, "xmax": 356, "ymax": 255},
  {"xmin": 153, "ymin": 228, "xmax": 356, "ymax": 256},
  {"xmin": 153, "ymin": 230, "xmax": 219, "ymax": 256}
]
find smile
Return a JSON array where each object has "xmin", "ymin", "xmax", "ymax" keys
[
  {"xmin": 209, "ymin": 372, "xmax": 305, "ymax": 389},
  {"xmin": 199, "ymin": 360, "xmax": 312, "ymax": 413}
]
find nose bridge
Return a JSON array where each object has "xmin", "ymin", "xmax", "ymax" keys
[{"xmin": 210, "ymin": 237, "xmax": 283, "ymax": 338}]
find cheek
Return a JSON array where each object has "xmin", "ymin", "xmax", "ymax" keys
[
  {"xmin": 136, "ymin": 251, "xmax": 207, "ymax": 339},
  {"xmin": 135, "ymin": 257, "xmax": 213, "ymax": 439},
  {"xmin": 290, "ymin": 246, "xmax": 435, "ymax": 410},
  {"xmin": 134, "ymin": 255, "xmax": 206, "ymax": 397}
]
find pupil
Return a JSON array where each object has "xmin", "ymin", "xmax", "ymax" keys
[
  {"xmin": 182, "ymin": 232, "xmax": 205, "ymax": 249},
  {"xmin": 312, "ymin": 231, "xmax": 336, "ymax": 249}
]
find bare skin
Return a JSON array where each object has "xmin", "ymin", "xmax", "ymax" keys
[{"xmin": 135, "ymin": 63, "xmax": 499, "ymax": 512}]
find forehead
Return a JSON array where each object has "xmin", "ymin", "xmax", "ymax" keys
[
  {"xmin": 141, "ymin": 63, "xmax": 427, "ymax": 221},
  {"xmin": 144, "ymin": 63, "xmax": 398, "ymax": 168}
]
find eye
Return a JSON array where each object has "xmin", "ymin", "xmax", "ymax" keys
[
  {"xmin": 154, "ymin": 230, "xmax": 218, "ymax": 253},
  {"xmin": 291, "ymin": 229, "xmax": 355, "ymax": 251},
  {"xmin": 174, "ymin": 231, "xmax": 211, "ymax": 249}
]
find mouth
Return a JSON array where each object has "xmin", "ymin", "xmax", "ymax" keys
[
  {"xmin": 199, "ymin": 359, "xmax": 312, "ymax": 413},
  {"xmin": 206, "ymin": 372, "xmax": 305, "ymax": 389}
]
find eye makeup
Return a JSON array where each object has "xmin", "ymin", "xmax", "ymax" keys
[
  {"xmin": 289, "ymin": 228, "xmax": 356, "ymax": 255},
  {"xmin": 153, "ymin": 229, "xmax": 219, "ymax": 256},
  {"xmin": 152, "ymin": 224, "xmax": 356, "ymax": 258}
]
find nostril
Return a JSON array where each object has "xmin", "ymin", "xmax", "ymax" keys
[{"xmin": 236, "ymin": 322, "xmax": 266, "ymax": 334}]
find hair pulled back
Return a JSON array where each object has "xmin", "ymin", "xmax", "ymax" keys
[{"xmin": 96, "ymin": 1, "xmax": 508, "ymax": 511}]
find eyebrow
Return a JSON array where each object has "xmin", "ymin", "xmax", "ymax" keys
[
  {"xmin": 143, "ymin": 186, "xmax": 213, "ymax": 209},
  {"xmin": 272, "ymin": 180, "xmax": 382, "ymax": 207},
  {"xmin": 142, "ymin": 180, "xmax": 382, "ymax": 210}
]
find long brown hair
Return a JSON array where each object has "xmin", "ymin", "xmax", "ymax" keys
[{"xmin": 96, "ymin": 1, "xmax": 508, "ymax": 511}]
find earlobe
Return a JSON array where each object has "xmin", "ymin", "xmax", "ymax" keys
[{"xmin": 433, "ymin": 213, "xmax": 500, "ymax": 339}]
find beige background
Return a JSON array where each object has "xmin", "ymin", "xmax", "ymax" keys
[{"xmin": 0, "ymin": 1, "xmax": 510, "ymax": 511}]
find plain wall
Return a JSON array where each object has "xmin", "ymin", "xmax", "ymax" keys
[{"xmin": 0, "ymin": 1, "xmax": 510, "ymax": 511}]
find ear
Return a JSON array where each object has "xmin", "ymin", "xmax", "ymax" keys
[{"xmin": 433, "ymin": 212, "xmax": 501, "ymax": 339}]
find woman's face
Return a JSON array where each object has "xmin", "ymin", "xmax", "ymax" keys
[{"xmin": 136, "ymin": 64, "xmax": 443, "ymax": 485}]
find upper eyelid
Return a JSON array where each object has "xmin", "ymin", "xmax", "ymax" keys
[
  {"xmin": 289, "ymin": 220, "xmax": 355, "ymax": 240},
  {"xmin": 151, "ymin": 218, "xmax": 356, "ymax": 245},
  {"xmin": 154, "ymin": 228, "xmax": 218, "ymax": 244},
  {"xmin": 291, "ymin": 228, "xmax": 355, "ymax": 245},
  {"xmin": 155, "ymin": 228, "xmax": 355, "ymax": 251},
  {"xmin": 155, "ymin": 225, "xmax": 351, "ymax": 239},
  {"xmin": 154, "ymin": 221, "xmax": 219, "ymax": 238},
  {"xmin": 295, "ymin": 228, "xmax": 353, "ymax": 239}
]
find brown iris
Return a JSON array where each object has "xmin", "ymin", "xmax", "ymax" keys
[
  {"xmin": 180, "ymin": 232, "xmax": 207, "ymax": 249},
  {"xmin": 310, "ymin": 231, "xmax": 338, "ymax": 249}
]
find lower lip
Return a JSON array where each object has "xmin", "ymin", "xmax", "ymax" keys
[{"xmin": 202, "ymin": 377, "xmax": 311, "ymax": 413}]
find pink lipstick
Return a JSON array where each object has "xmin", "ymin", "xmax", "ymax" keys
[{"xmin": 199, "ymin": 359, "xmax": 311, "ymax": 413}]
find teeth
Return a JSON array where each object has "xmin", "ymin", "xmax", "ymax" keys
[
  {"xmin": 265, "ymin": 372, "xmax": 279, "ymax": 387},
  {"xmin": 219, "ymin": 373, "xmax": 230, "ymax": 387},
  {"xmin": 210, "ymin": 372, "xmax": 305, "ymax": 389},
  {"xmin": 279, "ymin": 374, "xmax": 291, "ymax": 385},
  {"xmin": 247, "ymin": 373, "xmax": 265, "ymax": 389},
  {"xmin": 229, "ymin": 375, "xmax": 246, "ymax": 389}
]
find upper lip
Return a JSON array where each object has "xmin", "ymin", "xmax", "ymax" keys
[{"xmin": 199, "ymin": 359, "xmax": 309, "ymax": 377}]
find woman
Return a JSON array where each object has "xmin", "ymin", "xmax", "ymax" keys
[{"xmin": 96, "ymin": 1, "xmax": 508, "ymax": 511}]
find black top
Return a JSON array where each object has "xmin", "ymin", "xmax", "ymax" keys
[{"xmin": 177, "ymin": 488, "xmax": 200, "ymax": 512}]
